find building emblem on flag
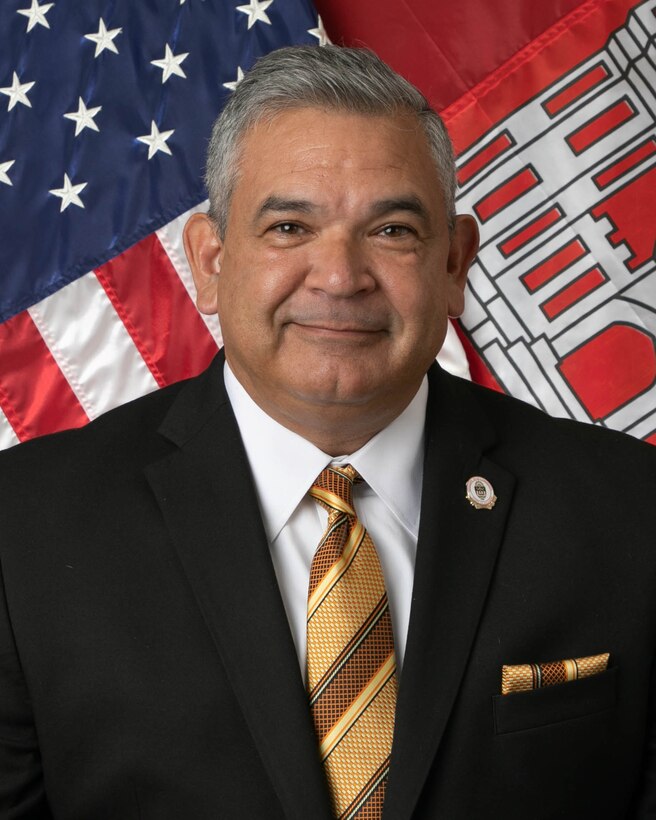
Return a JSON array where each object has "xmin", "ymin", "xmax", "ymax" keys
[{"xmin": 456, "ymin": 0, "xmax": 656, "ymax": 443}]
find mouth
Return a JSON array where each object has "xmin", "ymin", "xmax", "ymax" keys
[{"xmin": 288, "ymin": 322, "xmax": 386, "ymax": 340}]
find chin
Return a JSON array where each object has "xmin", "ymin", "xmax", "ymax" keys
[{"xmin": 289, "ymin": 375, "xmax": 384, "ymax": 409}]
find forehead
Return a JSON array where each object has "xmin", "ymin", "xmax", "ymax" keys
[{"xmin": 230, "ymin": 107, "xmax": 444, "ymax": 213}]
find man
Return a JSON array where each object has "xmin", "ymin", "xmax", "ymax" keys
[{"xmin": 0, "ymin": 45, "xmax": 654, "ymax": 819}]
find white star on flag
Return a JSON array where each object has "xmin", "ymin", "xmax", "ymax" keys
[
  {"xmin": 0, "ymin": 72, "xmax": 35, "ymax": 111},
  {"xmin": 49, "ymin": 174, "xmax": 87, "ymax": 212},
  {"xmin": 236, "ymin": 0, "xmax": 273, "ymax": 29},
  {"xmin": 137, "ymin": 121, "xmax": 175, "ymax": 159},
  {"xmin": 84, "ymin": 18, "xmax": 122, "ymax": 57},
  {"xmin": 223, "ymin": 66, "xmax": 244, "ymax": 91},
  {"xmin": 308, "ymin": 16, "xmax": 329, "ymax": 46},
  {"xmin": 63, "ymin": 97, "xmax": 102, "ymax": 136},
  {"xmin": 16, "ymin": 0, "xmax": 55, "ymax": 32},
  {"xmin": 0, "ymin": 160, "xmax": 15, "ymax": 186},
  {"xmin": 151, "ymin": 44, "xmax": 189, "ymax": 83}
]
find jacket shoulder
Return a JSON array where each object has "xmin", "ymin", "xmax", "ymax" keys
[
  {"xmin": 441, "ymin": 371, "xmax": 656, "ymax": 478},
  {"xmin": 0, "ymin": 377, "xmax": 187, "ymax": 477}
]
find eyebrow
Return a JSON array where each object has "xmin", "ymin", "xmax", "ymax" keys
[
  {"xmin": 254, "ymin": 194, "xmax": 430, "ymax": 222},
  {"xmin": 255, "ymin": 196, "xmax": 317, "ymax": 220},
  {"xmin": 367, "ymin": 196, "xmax": 429, "ymax": 222}
]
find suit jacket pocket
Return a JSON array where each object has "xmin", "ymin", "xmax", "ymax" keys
[{"xmin": 493, "ymin": 666, "xmax": 617, "ymax": 735}]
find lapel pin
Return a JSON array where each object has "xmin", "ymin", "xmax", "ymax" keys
[{"xmin": 466, "ymin": 476, "xmax": 497, "ymax": 510}]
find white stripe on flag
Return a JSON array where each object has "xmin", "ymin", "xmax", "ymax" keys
[
  {"xmin": 0, "ymin": 406, "xmax": 20, "ymax": 451},
  {"xmin": 28, "ymin": 272, "xmax": 159, "ymax": 421},
  {"xmin": 157, "ymin": 203, "xmax": 224, "ymax": 346}
]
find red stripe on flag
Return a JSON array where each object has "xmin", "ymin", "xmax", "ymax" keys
[
  {"xmin": 0, "ymin": 311, "xmax": 89, "ymax": 441},
  {"xmin": 541, "ymin": 266, "xmax": 606, "ymax": 320},
  {"xmin": 543, "ymin": 62, "xmax": 610, "ymax": 116},
  {"xmin": 95, "ymin": 235, "xmax": 218, "ymax": 388},
  {"xmin": 566, "ymin": 98, "xmax": 636, "ymax": 154},
  {"xmin": 458, "ymin": 132, "xmax": 513, "ymax": 185},
  {"xmin": 522, "ymin": 239, "xmax": 587, "ymax": 292},
  {"xmin": 499, "ymin": 206, "xmax": 564, "ymax": 257},
  {"xmin": 593, "ymin": 138, "xmax": 656, "ymax": 189},
  {"xmin": 474, "ymin": 167, "xmax": 539, "ymax": 222}
]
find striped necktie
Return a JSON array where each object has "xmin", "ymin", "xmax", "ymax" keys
[{"xmin": 307, "ymin": 464, "xmax": 397, "ymax": 819}]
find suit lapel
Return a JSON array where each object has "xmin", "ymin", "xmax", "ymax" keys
[
  {"xmin": 384, "ymin": 366, "xmax": 516, "ymax": 820},
  {"xmin": 145, "ymin": 355, "xmax": 332, "ymax": 820}
]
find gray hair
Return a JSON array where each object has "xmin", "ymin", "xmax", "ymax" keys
[{"xmin": 205, "ymin": 45, "xmax": 457, "ymax": 236}]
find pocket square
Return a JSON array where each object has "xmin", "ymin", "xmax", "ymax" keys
[{"xmin": 501, "ymin": 652, "xmax": 610, "ymax": 695}]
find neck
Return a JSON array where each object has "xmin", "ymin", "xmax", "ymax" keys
[
  {"xmin": 257, "ymin": 398, "xmax": 401, "ymax": 456},
  {"xmin": 223, "ymin": 356, "xmax": 424, "ymax": 456}
]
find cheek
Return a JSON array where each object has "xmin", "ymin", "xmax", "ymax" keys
[
  {"xmin": 383, "ymin": 266, "xmax": 446, "ymax": 327},
  {"xmin": 217, "ymin": 249, "xmax": 281, "ymax": 319}
]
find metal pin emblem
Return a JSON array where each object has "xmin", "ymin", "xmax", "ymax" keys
[{"xmin": 466, "ymin": 476, "xmax": 497, "ymax": 510}]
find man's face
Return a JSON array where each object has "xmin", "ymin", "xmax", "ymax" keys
[{"xmin": 187, "ymin": 107, "xmax": 477, "ymax": 447}]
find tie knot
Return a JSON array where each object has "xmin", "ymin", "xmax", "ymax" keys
[{"xmin": 310, "ymin": 464, "xmax": 360, "ymax": 517}]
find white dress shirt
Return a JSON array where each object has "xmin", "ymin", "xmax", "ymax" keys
[{"xmin": 224, "ymin": 362, "xmax": 427, "ymax": 679}]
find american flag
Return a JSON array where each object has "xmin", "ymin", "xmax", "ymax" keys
[{"xmin": 0, "ymin": 0, "xmax": 328, "ymax": 449}]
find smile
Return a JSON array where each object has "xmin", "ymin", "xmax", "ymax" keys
[{"xmin": 289, "ymin": 322, "xmax": 385, "ymax": 338}]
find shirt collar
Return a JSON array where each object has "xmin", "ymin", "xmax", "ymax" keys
[{"xmin": 224, "ymin": 362, "xmax": 427, "ymax": 542}]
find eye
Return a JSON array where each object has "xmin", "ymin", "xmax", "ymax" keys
[
  {"xmin": 271, "ymin": 222, "xmax": 305, "ymax": 236},
  {"xmin": 378, "ymin": 224, "xmax": 414, "ymax": 238}
]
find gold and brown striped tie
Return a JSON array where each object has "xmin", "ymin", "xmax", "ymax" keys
[{"xmin": 307, "ymin": 464, "xmax": 397, "ymax": 820}]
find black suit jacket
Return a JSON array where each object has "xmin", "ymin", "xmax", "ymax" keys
[{"xmin": 1, "ymin": 353, "xmax": 655, "ymax": 819}]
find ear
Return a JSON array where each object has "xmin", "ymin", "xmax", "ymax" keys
[
  {"xmin": 183, "ymin": 213, "xmax": 224, "ymax": 315},
  {"xmin": 445, "ymin": 215, "xmax": 479, "ymax": 318}
]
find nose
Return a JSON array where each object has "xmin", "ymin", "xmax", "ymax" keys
[{"xmin": 304, "ymin": 235, "xmax": 376, "ymax": 298}]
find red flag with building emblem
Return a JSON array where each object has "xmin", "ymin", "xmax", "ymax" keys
[{"xmin": 316, "ymin": 0, "xmax": 656, "ymax": 444}]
